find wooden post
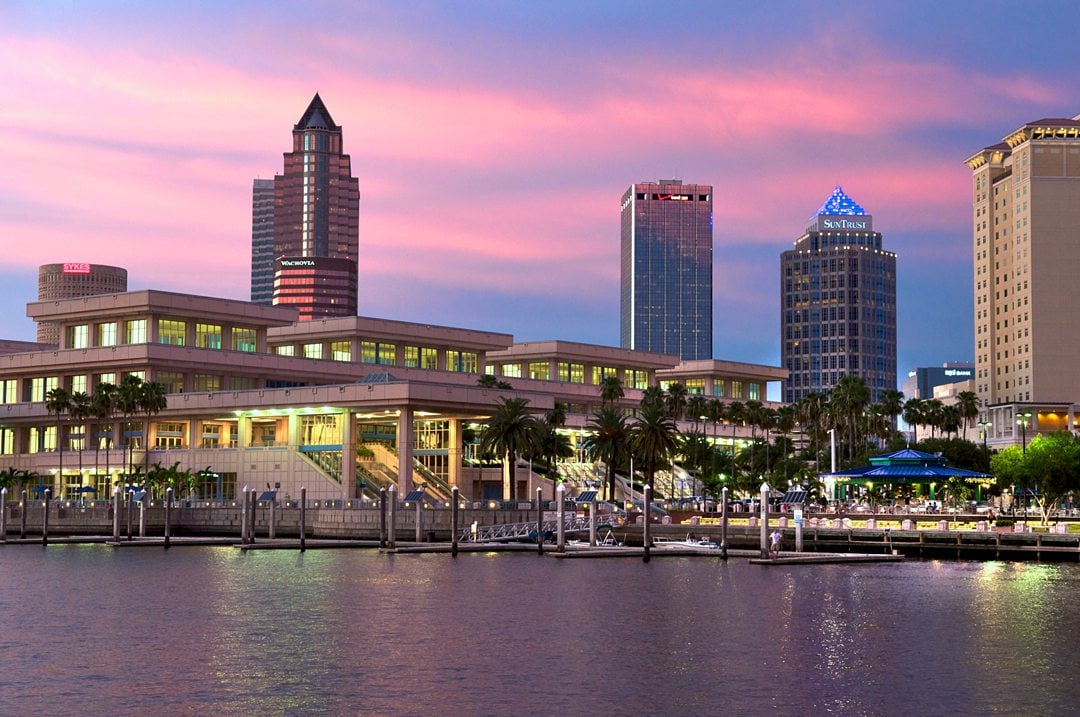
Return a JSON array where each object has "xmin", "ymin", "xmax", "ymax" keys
[
  {"xmin": 414, "ymin": 493, "xmax": 423, "ymax": 543},
  {"xmin": 164, "ymin": 487, "xmax": 172, "ymax": 549},
  {"xmin": 760, "ymin": 481, "xmax": 770, "ymax": 559},
  {"xmin": 299, "ymin": 486, "xmax": 307, "ymax": 552},
  {"xmin": 556, "ymin": 483, "xmax": 565, "ymax": 553},
  {"xmin": 42, "ymin": 489, "xmax": 50, "ymax": 547},
  {"xmin": 240, "ymin": 486, "xmax": 249, "ymax": 545},
  {"xmin": 248, "ymin": 488, "xmax": 257, "ymax": 544},
  {"xmin": 451, "ymin": 486, "xmax": 460, "ymax": 557},
  {"xmin": 643, "ymin": 484, "xmax": 651, "ymax": 563},
  {"xmin": 112, "ymin": 487, "xmax": 121, "ymax": 542},
  {"xmin": 379, "ymin": 488, "xmax": 387, "ymax": 548},
  {"xmin": 389, "ymin": 485, "xmax": 397, "ymax": 550},
  {"xmin": 536, "ymin": 487, "xmax": 544, "ymax": 555},
  {"xmin": 20, "ymin": 489, "xmax": 27, "ymax": 539},
  {"xmin": 721, "ymin": 486, "xmax": 729, "ymax": 560},
  {"xmin": 1, "ymin": 487, "xmax": 7, "ymax": 542}
]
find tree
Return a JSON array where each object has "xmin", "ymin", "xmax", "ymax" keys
[
  {"xmin": 923, "ymin": 399, "xmax": 945, "ymax": 439},
  {"xmin": 90, "ymin": 382, "xmax": 117, "ymax": 488},
  {"xmin": 902, "ymin": 398, "xmax": 926, "ymax": 443},
  {"xmin": 116, "ymin": 375, "xmax": 144, "ymax": 481},
  {"xmin": 478, "ymin": 397, "xmax": 537, "ymax": 500},
  {"xmin": 45, "ymin": 386, "xmax": 72, "ymax": 497},
  {"xmin": 477, "ymin": 374, "xmax": 512, "ymax": 390},
  {"xmin": 629, "ymin": 401, "xmax": 679, "ymax": 495},
  {"xmin": 955, "ymin": 391, "xmax": 981, "ymax": 440},
  {"xmin": 796, "ymin": 392, "xmax": 828, "ymax": 469},
  {"xmin": 878, "ymin": 389, "xmax": 905, "ymax": 429},
  {"xmin": 993, "ymin": 433, "xmax": 1080, "ymax": 525},
  {"xmin": 584, "ymin": 407, "xmax": 630, "ymax": 503},
  {"xmin": 68, "ymin": 391, "xmax": 91, "ymax": 484},
  {"xmin": 640, "ymin": 386, "xmax": 665, "ymax": 411},
  {"xmin": 139, "ymin": 380, "xmax": 168, "ymax": 474},
  {"xmin": 664, "ymin": 382, "xmax": 688, "ymax": 422},
  {"xmin": 599, "ymin": 376, "xmax": 624, "ymax": 408},
  {"xmin": 828, "ymin": 375, "xmax": 870, "ymax": 462}
]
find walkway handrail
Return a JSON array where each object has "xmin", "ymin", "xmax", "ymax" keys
[{"xmin": 461, "ymin": 514, "xmax": 590, "ymax": 543}]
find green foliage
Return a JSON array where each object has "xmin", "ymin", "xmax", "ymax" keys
[
  {"xmin": 991, "ymin": 432, "xmax": 1080, "ymax": 525},
  {"xmin": 916, "ymin": 437, "xmax": 990, "ymax": 473}
]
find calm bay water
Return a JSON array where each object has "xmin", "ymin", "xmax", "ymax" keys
[{"xmin": 1, "ymin": 546, "xmax": 1079, "ymax": 716}]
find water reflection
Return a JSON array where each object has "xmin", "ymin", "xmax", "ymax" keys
[{"xmin": 3, "ymin": 548, "xmax": 1080, "ymax": 715}]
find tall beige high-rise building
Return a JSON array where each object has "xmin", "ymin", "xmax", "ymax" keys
[{"xmin": 965, "ymin": 116, "xmax": 1080, "ymax": 447}]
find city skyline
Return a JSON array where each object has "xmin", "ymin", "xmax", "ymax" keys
[{"xmin": 3, "ymin": 2, "xmax": 1080, "ymax": 385}]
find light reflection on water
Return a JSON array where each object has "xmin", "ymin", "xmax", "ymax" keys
[{"xmin": 2, "ymin": 547, "xmax": 1080, "ymax": 715}]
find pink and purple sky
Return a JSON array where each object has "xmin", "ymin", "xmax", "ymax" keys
[{"xmin": 2, "ymin": 1, "xmax": 1079, "ymax": 387}]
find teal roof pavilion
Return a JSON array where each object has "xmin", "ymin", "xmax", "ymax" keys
[{"xmin": 814, "ymin": 185, "xmax": 867, "ymax": 218}]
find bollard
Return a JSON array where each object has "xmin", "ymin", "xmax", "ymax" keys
[
  {"xmin": 556, "ymin": 483, "xmax": 565, "ymax": 553},
  {"xmin": 760, "ymin": 482, "xmax": 770, "ymax": 559},
  {"xmin": 20, "ymin": 489, "xmax": 28, "ymax": 539},
  {"xmin": 643, "ymin": 485, "xmax": 652, "ymax": 563},
  {"xmin": 240, "ymin": 486, "xmax": 249, "ymax": 545},
  {"xmin": 299, "ymin": 486, "xmax": 307, "ymax": 552},
  {"xmin": 164, "ymin": 487, "xmax": 172, "ymax": 549},
  {"xmin": 379, "ymin": 488, "xmax": 387, "ymax": 548},
  {"xmin": 721, "ymin": 486, "xmax": 729, "ymax": 560},
  {"xmin": 269, "ymin": 494, "xmax": 276, "ymax": 540},
  {"xmin": 536, "ymin": 487, "xmax": 544, "ymax": 555},
  {"xmin": 388, "ymin": 485, "xmax": 397, "ymax": 550},
  {"xmin": 451, "ymin": 486, "xmax": 460, "ymax": 557},
  {"xmin": 1, "ymin": 487, "xmax": 6, "ymax": 542},
  {"xmin": 42, "ymin": 489, "xmax": 50, "ymax": 547},
  {"xmin": 112, "ymin": 487, "xmax": 121, "ymax": 542}
]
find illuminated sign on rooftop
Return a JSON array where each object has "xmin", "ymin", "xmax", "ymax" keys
[{"xmin": 62, "ymin": 263, "xmax": 91, "ymax": 274}]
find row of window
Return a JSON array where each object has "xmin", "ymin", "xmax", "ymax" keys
[{"xmin": 65, "ymin": 319, "xmax": 257, "ymax": 352}]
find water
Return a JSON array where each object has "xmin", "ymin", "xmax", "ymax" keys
[{"xmin": 2, "ymin": 546, "xmax": 1079, "ymax": 716}]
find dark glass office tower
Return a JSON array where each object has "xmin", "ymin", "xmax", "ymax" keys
[
  {"xmin": 620, "ymin": 179, "xmax": 713, "ymax": 360},
  {"xmin": 780, "ymin": 186, "xmax": 897, "ymax": 404},
  {"xmin": 249, "ymin": 178, "xmax": 275, "ymax": 305},
  {"xmin": 270, "ymin": 94, "xmax": 360, "ymax": 319}
]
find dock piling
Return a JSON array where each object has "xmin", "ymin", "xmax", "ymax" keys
[
  {"xmin": 299, "ymin": 486, "xmax": 307, "ymax": 552},
  {"xmin": 42, "ymin": 489, "xmax": 50, "ymax": 547},
  {"xmin": 536, "ymin": 487, "xmax": 544, "ymax": 555},
  {"xmin": 451, "ymin": 486, "xmax": 459, "ymax": 557},
  {"xmin": 643, "ymin": 485, "xmax": 651, "ymax": 563},
  {"xmin": 164, "ymin": 487, "xmax": 172, "ymax": 549},
  {"xmin": 556, "ymin": 483, "xmax": 565, "ymax": 553},
  {"xmin": 1, "ymin": 487, "xmax": 6, "ymax": 542}
]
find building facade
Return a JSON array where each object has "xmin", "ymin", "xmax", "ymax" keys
[
  {"xmin": 36, "ymin": 262, "xmax": 128, "ymax": 344},
  {"xmin": 270, "ymin": 94, "xmax": 360, "ymax": 318},
  {"xmin": 780, "ymin": 186, "xmax": 897, "ymax": 404},
  {"xmin": 901, "ymin": 362, "xmax": 975, "ymax": 400},
  {"xmin": 249, "ymin": 178, "xmax": 275, "ymax": 305},
  {"xmin": 620, "ymin": 179, "xmax": 713, "ymax": 360},
  {"xmin": 966, "ymin": 116, "xmax": 1080, "ymax": 447},
  {"xmin": 2, "ymin": 288, "xmax": 784, "ymax": 504}
]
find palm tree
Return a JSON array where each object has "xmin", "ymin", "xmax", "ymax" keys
[
  {"xmin": 955, "ymin": 391, "xmax": 981, "ymax": 440},
  {"xmin": 775, "ymin": 405, "xmax": 797, "ymax": 483},
  {"xmin": 139, "ymin": 380, "xmax": 169, "ymax": 474},
  {"xmin": 68, "ymin": 391, "xmax": 91, "ymax": 487},
  {"xmin": 116, "ymin": 375, "xmax": 144, "ymax": 482},
  {"xmin": 584, "ymin": 407, "xmax": 630, "ymax": 502},
  {"xmin": 478, "ymin": 397, "xmax": 537, "ymax": 500},
  {"xmin": 828, "ymin": 375, "xmax": 871, "ymax": 462},
  {"xmin": 795, "ymin": 392, "xmax": 827, "ymax": 468},
  {"xmin": 902, "ymin": 398, "xmax": 925, "ymax": 443},
  {"xmin": 664, "ymin": 382, "xmax": 688, "ymax": 422},
  {"xmin": 44, "ymin": 386, "xmax": 72, "ymax": 498},
  {"xmin": 629, "ymin": 401, "xmax": 679, "ymax": 494},
  {"xmin": 91, "ymin": 382, "xmax": 117, "ymax": 489},
  {"xmin": 599, "ymin": 376, "xmax": 624, "ymax": 408},
  {"xmin": 878, "ymin": 389, "xmax": 905, "ymax": 432},
  {"xmin": 725, "ymin": 401, "xmax": 746, "ymax": 486},
  {"xmin": 923, "ymin": 399, "xmax": 945, "ymax": 439},
  {"xmin": 640, "ymin": 386, "xmax": 665, "ymax": 411}
]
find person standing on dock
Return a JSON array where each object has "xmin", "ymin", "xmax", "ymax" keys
[{"xmin": 769, "ymin": 529, "xmax": 782, "ymax": 559}]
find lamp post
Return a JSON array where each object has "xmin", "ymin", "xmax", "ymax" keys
[
  {"xmin": 1016, "ymin": 412, "xmax": 1032, "ymax": 454},
  {"xmin": 978, "ymin": 420, "xmax": 992, "ymax": 453}
]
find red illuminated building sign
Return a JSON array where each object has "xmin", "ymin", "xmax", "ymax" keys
[{"xmin": 62, "ymin": 263, "xmax": 91, "ymax": 274}]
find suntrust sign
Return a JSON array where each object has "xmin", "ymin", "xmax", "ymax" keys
[{"xmin": 821, "ymin": 218, "xmax": 869, "ymax": 230}]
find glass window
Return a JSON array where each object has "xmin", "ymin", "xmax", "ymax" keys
[
  {"xmin": 404, "ymin": 346, "xmax": 419, "ymax": 368},
  {"xmin": 29, "ymin": 377, "xmax": 58, "ymax": 402},
  {"xmin": 330, "ymin": 341, "xmax": 352, "ymax": 362},
  {"xmin": 558, "ymin": 362, "xmax": 585, "ymax": 383},
  {"xmin": 421, "ymin": 347, "xmax": 437, "ymax": 370},
  {"xmin": 97, "ymin": 373, "xmax": 117, "ymax": 387},
  {"xmin": 748, "ymin": 383, "xmax": 761, "ymax": 401},
  {"xmin": 1, "ymin": 379, "xmax": 17, "ymax": 404},
  {"xmin": 96, "ymin": 322, "xmax": 117, "ymax": 347},
  {"xmin": 528, "ymin": 362, "xmax": 550, "ymax": 380},
  {"xmin": 194, "ymin": 374, "xmax": 221, "ymax": 392},
  {"xmin": 0, "ymin": 427, "xmax": 13, "ymax": 455},
  {"xmin": 125, "ymin": 371, "xmax": 145, "ymax": 381},
  {"xmin": 196, "ymin": 323, "xmax": 222, "ymax": 349},
  {"xmin": 685, "ymin": 378, "xmax": 705, "ymax": 395},
  {"xmin": 731, "ymin": 381, "xmax": 743, "ymax": 399},
  {"xmin": 629, "ymin": 370, "xmax": 649, "ymax": 390},
  {"xmin": 447, "ymin": 350, "xmax": 477, "ymax": 373},
  {"xmin": 156, "ymin": 371, "xmax": 184, "ymax": 393},
  {"xmin": 591, "ymin": 366, "xmax": 618, "ymax": 385},
  {"xmin": 68, "ymin": 324, "xmax": 89, "ymax": 349},
  {"xmin": 232, "ymin": 328, "xmax": 257, "ymax": 353},
  {"xmin": 303, "ymin": 343, "xmax": 323, "ymax": 359},
  {"xmin": 502, "ymin": 364, "xmax": 522, "ymax": 378},
  {"xmin": 275, "ymin": 345, "xmax": 295, "ymax": 357},
  {"xmin": 712, "ymin": 380, "xmax": 726, "ymax": 398},
  {"xmin": 360, "ymin": 341, "xmax": 396, "ymax": 365},
  {"xmin": 156, "ymin": 422, "xmax": 186, "ymax": 449},
  {"xmin": 232, "ymin": 377, "xmax": 257, "ymax": 390},
  {"xmin": 71, "ymin": 375, "xmax": 88, "ymax": 395},
  {"xmin": 158, "ymin": 319, "xmax": 186, "ymax": 345}
]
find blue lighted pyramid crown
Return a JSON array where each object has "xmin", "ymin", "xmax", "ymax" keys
[{"xmin": 814, "ymin": 185, "xmax": 867, "ymax": 217}]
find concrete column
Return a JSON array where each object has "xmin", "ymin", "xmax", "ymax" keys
[
  {"xmin": 556, "ymin": 483, "xmax": 565, "ymax": 552},
  {"xmin": 397, "ymin": 407, "xmax": 414, "ymax": 494},
  {"xmin": 238, "ymin": 416, "xmax": 252, "ymax": 449},
  {"xmin": 451, "ymin": 486, "xmax": 459, "ymax": 557},
  {"xmin": 720, "ymin": 487, "xmax": 728, "ymax": 560},
  {"xmin": 341, "ymin": 411, "xmax": 356, "ymax": 502},
  {"xmin": 447, "ymin": 419, "xmax": 462, "ymax": 491},
  {"xmin": 760, "ymin": 481, "xmax": 770, "ymax": 559}
]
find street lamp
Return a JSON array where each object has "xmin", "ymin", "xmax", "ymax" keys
[
  {"xmin": 1016, "ymin": 412, "xmax": 1033, "ymax": 454},
  {"xmin": 977, "ymin": 420, "xmax": 992, "ymax": 452}
]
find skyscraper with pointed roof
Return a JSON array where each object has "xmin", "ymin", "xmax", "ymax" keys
[
  {"xmin": 254, "ymin": 94, "xmax": 360, "ymax": 319},
  {"xmin": 780, "ymin": 186, "xmax": 897, "ymax": 403}
]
